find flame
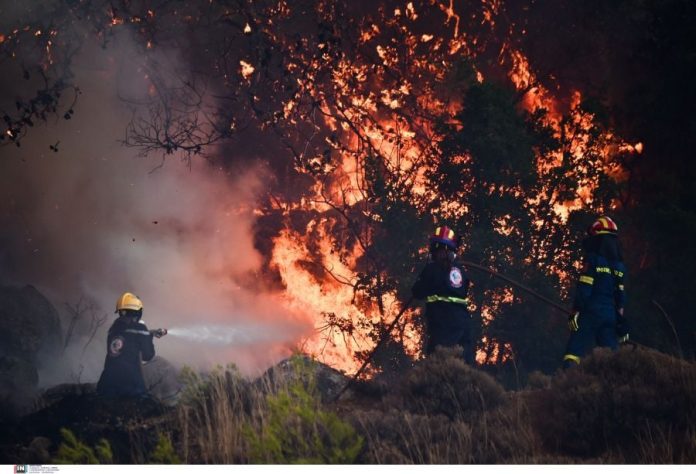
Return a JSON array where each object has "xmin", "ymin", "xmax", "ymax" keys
[
  {"xmin": 3, "ymin": 0, "xmax": 642, "ymax": 374},
  {"xmin": 271, "ymin": 220, "xmax": 418, "ymax": 372},
  {"xmin": 256, "ymin": 2, "xmax": 642, "ymax": 373},
  {"xmin": 476, "ymin": 336, "xmax": 512, "ymax": 365},
  {"xmin": 239, "ymin": 60, "xmax": 255, "ymax": 80}
]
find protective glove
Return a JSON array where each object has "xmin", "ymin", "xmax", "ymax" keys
[
  {"xmin": 568, "ymin": 311, "xmax": 580, "ymax": 332},
  {"xmin": 616, "ymin": 314, "xmax": 630, "ymax": 344},
  {"xmin": 150, "ymin": 328, "xmax": 168, "ymax": 338}
]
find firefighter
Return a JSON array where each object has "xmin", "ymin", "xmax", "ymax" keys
[
  {"xmin": 412, "ymin": 225, "xmax": 474, "ymax": 364},
  {"xmin": 563, "ymin": 216, "xmax": 629, "ymax": 368},
  {"xmin": 97, "ymin": 292, "xmax": 166, "ymax": 397}
]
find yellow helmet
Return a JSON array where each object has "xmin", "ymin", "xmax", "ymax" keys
[{"xmin": 115, "ymin": 292, "xmax": 143, "ymax": 313}]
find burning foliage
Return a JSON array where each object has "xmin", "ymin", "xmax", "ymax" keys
[{"xmin": 1, "ymin": 0, "xmax": 686, "ymax": 376}]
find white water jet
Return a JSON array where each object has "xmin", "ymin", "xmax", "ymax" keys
[{"xmin": 166, "ymin": 323, "xmax": 283, "ymax": 347}]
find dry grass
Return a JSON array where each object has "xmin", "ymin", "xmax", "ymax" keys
[
  {"xmin": 349, "ymin": 346, "xmax": 696, "ymax": 464},
  {"xmin": 82, "ymin": 347, "xmax": 696, "ymax": 464},
  {"xmin": 175, "ymin": 365, "xmax": 255, "ymax": 463},
  {"xmin": 528, "ymin": 346, "xmax": 696, "ymax": 459},
  {"xmin": 392, "ymin": 347, "xmax": 506, "ymax": 422},
  {"xmin": 349, "ymin": 347, "xmax": 539, "ymax": 463}
]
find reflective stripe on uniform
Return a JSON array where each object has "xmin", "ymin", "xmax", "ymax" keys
[
  {"xmin": 596, "ymin": 267, "xmax": 611, "ymax": 274},
  {"xmin": 124, "ymin": 329, "xmax": 150, "ymax": 336},
  {"xmin": 618, "ymin": 284, "xmax": 624, "ymax": 291},
  {"xmin": 426, "ymin": 295, "xmax": 469, "ymax": 305},
  {"xmin": 613, "ymin": 270, "xmax": 624, "ymax": 277},
  {"xmin": 563, "ymin": 354, "xmax": 581, "ymax": 364},
  {"xmin": 579, "ymin": 275, "xmax": 594, "ymax": 285}
]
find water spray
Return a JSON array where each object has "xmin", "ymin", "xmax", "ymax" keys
[{"xmin": 165, "ymin": 323, "xmax": 284, "ymax": 347}]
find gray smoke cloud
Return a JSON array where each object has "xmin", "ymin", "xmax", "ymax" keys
[{"xmin": 0, "ymin": 24, "xmax": 312, "ymax": 385}]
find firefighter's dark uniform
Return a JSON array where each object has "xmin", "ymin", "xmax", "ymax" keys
[
  {"xmin": 564, "ymin": 252, "xmax": 626, "ymax": 366},
  {"xmin": 412, "ymin": 261, "xmax": 474, "ymax": 364},
  {"xmin": 97, "ymin": 317, "xmax": 155, "ymax": 397}
]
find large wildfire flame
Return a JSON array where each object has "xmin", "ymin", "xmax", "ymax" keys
[
  {"xmin": 260, "ymin": 2, "xmax": 641, "ymax": 371},
  {"xmin": 264, "ymin": 1, "xmax": 642, "ymax": 371},
  {"xmin": 1, "ymin": 0, "xmax": 643, "ymax": 374}
]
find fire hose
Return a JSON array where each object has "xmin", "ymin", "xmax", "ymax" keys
[
  {"xmin": 460, "ymin": 261, "xmax": 649, "ymax": 353},
  {"xmin": 334, "ymin": 260, "xmax": 649, "ymax": 401},
  {"xmin": 460, "ymin": 261, "xmax": 570, "ymax": 315}
]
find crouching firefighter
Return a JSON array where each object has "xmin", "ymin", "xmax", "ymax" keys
[
  {"xmin": 97, "ymin": 292, "xmax": 167, "ymax": 397},
  {"xmin": 412, "ymin": 225, "xmax": 474, "ymax": 364},
  {"xmin": 563, "ymin": 216, "xmax": 630, "ymax": 368}
]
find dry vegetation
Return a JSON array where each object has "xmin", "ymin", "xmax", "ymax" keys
[{"xmin": 46, "ymin": 346, "xmax": 696, "ymax": 464}]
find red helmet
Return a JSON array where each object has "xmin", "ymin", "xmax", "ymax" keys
[
  {"xmin": 430, "ymin": 225, "xmax": 458, "ymax": 250},
  {"xmin": 588, "ymin": 216, "xmax": 618, "ymax": 236}
]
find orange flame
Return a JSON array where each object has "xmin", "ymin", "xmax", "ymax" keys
[
  {"xmin": 257, "ymin": 2, "xmax": 642, "ymax": 373},
  {"xmin": 271, "ymin": 220, "xmax": 418, "ymax": 372}
]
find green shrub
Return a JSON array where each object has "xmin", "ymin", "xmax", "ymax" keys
[
  {"xmin": 245, "ymin": 356, "xmax": 363, "ymax": 463},
  {"xmin": 178, "ymin": 365, "xmax": 208, "ymax": 404},
  {"xmin": 149, "ymin": 433, "xmax": 181, "ymax": 464},
  {"xmin": 53, "ymin": 428, "xmax": 113, "ymax": 464}
]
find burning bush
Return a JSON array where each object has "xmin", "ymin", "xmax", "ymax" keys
[{"xmin": 529, "ymin": 346, "xmax": 696, "ymax": 460}]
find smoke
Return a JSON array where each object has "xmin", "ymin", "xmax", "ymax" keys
[{"xmin": 0, "ymin": 22, "xmax": 312, "ymax": 384}]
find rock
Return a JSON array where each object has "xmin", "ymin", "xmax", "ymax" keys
[
  {"xmin": 0, "ymin": 285, "xmax": 62, "ymax": 364},
  {"xmin": 25, "ymin": 437, "xmax": 52, "ymax": 464},
  {"xmin": 143, "ymin": 356, "xmax": 182, "ymax": 404},
  {"xmin": 0, "ymin": 285, "xmax": 63, "ymax": 418},
  {"xmin": 255, "ymin": 355, "xmax": 350, "ymax": 402},
  {"xmin": 37, "ymin": 383, "xmax": 97, "ymax": 410},
  {"xmin": 0, "ymin": 356, "xmax": 39, "ymax": 417}
]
